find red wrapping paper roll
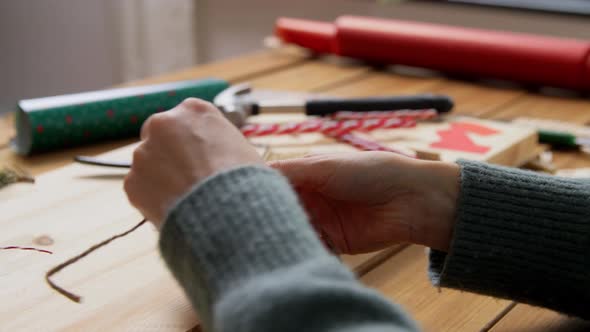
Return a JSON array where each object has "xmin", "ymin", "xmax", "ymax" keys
[{"xmin": 276, "ymin": 16, "xmax": 590, "ymax": 91}]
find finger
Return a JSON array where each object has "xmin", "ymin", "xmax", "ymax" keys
[
  {"xmin": 140, "ymin": 116, "xmax": 153, "ymax": 141},
  {"xmin": 178, "ymin": 98, "xmax": 215, "ymax": 115},
  {"xmin": 123, "ymin": 171, "xmax": 141, "ymax": 209},
  {"xmin": 269, "ymin": 157, "xmax": 333, "ymax": 190},
  {"xmin": 123, "ymin": 161, "xmax": 164, "ymax": 227}
]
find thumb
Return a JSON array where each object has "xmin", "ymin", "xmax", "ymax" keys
[{"xmin": 268, "ymin": 155, "xmax": 336, "ymax": 191}]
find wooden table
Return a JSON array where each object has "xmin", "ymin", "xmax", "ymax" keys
[{"xmin": 1, "ymin": 47, "xmax": 589, "ymax": 331}]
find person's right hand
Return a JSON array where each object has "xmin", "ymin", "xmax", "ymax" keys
[{"xmin": 270, "ymin": 152, "xmax": 460, "ymax": 254}]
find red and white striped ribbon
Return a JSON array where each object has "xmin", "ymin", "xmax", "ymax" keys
[
  {"xmin": 329, "ymin": 132, "xmax": 415, "ymax": 158},
  {"xmin": 243, "ymin": 109, "xmax": 436, "ymax": 157},
  {"xmin": 241, "ymin": 117, "xmax": 416, "ymax": 137}
]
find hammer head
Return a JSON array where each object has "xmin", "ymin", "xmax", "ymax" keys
[{"xmin": 213, "ymin": 83, "xmax": 254, "ymax": 127}]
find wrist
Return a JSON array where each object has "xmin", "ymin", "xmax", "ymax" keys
[{"xmin": 417, "ymin": 161, "xmax": 460, "ymax": 251}]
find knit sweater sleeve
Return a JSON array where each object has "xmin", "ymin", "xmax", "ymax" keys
[
  {"xmin": 429, "ymin": 159, "xmax": 590, "ymax": 319},
  {"xmin": 159, "ymin": 166, "xmax": 419, "ymax": 332}
]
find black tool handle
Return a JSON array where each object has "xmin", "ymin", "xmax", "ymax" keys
[{"xmin": 305, "ymin": 94, "xmax": 453, "ymax": 116}]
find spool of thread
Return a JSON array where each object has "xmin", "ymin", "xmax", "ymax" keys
[{"xmin": 13, "ymin": 78, "xmax": 229, "ymax": 155}]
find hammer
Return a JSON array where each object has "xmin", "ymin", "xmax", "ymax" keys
[{"xmin": 214, "ymin": 83, "xmax": 453, "ymax": 127}]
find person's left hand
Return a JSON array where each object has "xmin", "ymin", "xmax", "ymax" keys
[{"xmin": 124, "ymin": 98, "xmax": 264, "ymax": 228}]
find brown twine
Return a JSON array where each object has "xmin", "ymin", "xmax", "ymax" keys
[
  {"xmin": 1, "ymin": 246, "xmax": 53, "ymax": 254},
  {"xmin": 45, "ymin": 218, "xmax": 147, "ymax": 303},
  {"xmin": 44, "ymin": 146, "xmax": 271, "ymax": 302}
]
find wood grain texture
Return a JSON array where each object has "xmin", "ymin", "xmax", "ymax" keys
[
  {"xmin": 366, "ymin": 116, "xmax": 538, "ymax": 166},
  {"xmin": 485, "ymin": 94, "xmax": 590, "ymax": 123},
  {"xmin": 428, "ymin": 80, "xmax": 526, "ymax": 117},
  {"xmin": 2, "ymin": 48, "xmax": 590, "ymax": 330},
  {"xmin": 323, "ymin": 71, "xmax": 442, "ymax": 97},
  {"xmin": 249, "ymin": 58, "xmax": 370, "ymax": 92},
  {"xmin": 0, "ymin": 145, "xmax": 195, "ymax": 331},
  {"xmin": 361, "ymin": 245, "xmax": 511, "ymax": 332},
  {"xmin": 490, "ymin": 304, "xmax": 590, "ymax": 332},
  {"xmin": 123, "ymin": 47, "xmax": 310, "ymax": 86}
]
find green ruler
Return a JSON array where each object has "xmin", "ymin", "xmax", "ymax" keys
[{"xmin": 13, "ymin": 78, "xmax": 229, "ymax": 155}]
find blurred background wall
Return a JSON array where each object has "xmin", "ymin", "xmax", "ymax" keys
[{"xmin": 1, "ymin": 0, "xmax": 588, "ymax": 113}]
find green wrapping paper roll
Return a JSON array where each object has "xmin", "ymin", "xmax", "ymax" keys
[{"xmin": 13, "ymin": 78, "xmax": 229, "ymax": 155}]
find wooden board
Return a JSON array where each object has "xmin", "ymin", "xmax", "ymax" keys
[
  {"xmin": 0, "ymin": 145, "xmax": 193, "ymax": 331},
  {"xmin": 428, "ymin": 81, "xmax": 526, "ymax": 117},
  {"xmin": 487, "ymin": 94, "xmax": 590, "ymax": 123},
  {"xmin": 250, "ymin": 116, "xmax": 539, "ymax": 167},
  {"xmin": 490, "ymin": 304, "xmax": 590, "ymax": 332},
  {"xmin": 361, "ymin": 245, "xmax": 511, "ymax": 332},
  {"xmin": 123, "ymin": 47, "xmax": 310, "ymax": 86},
  {"xmin": 249, "ymin": 58, "xmax": 370, "ymax": 92}
]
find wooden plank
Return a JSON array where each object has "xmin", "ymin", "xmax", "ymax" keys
[
  {"xmin": 249, "ymin": 58, "xmax": 370, "ymax": 92},
  {"xmin": 361, "ymin": 245, "xmax": 511, "ymax": 332},
  {"xmin": 490, "ymin": 304, "xmax": 590, "ymax": 332},
  {"xmin": 428, "ymin": 80, "xmax": 526, "ymax": 117},
  {"xmin": 0, "ymin": 146, "xmax": 190, "ymax": 330},
  {"xmin": 485, "ymin": 93, "xmax": 590, "ymax": 123},
  {"xmin": 367, "ymin": 116, "xmax": 538, "ymax": 166},
  {"xmin": 0, "ymin": 138, "xmax": 137, "ymax": 176},
  {"xmin": 341, "ymin": 245, "xmax": 405, "ymax": 277},
  {"xmin": 321, "ymin": 71, "xmax": 442, "ymax": 97},
  {"xmin": 251, "ymin": 115, "xmax": 539, "ymax": 167},
  {"xmin": 124, "ymin": 47, "xmax": 309, "ymax": 86}
]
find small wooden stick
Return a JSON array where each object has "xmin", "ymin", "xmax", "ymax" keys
[{"xmin": 45, "ymin": 218, "xmax": 148, "ymax": 303}]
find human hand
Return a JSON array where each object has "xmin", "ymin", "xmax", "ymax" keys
[
  {"xmin": 270, "ymin": 152, "xmax": 460, "ymax": 254},
  {"xmin": 124, "ymin": 98, "xmax": 264, "ymax": 228}
]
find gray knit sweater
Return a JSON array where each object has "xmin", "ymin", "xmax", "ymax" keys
[{"xmin": 159, "ymin": 159, "xmax": 590, "ymax": 332}]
